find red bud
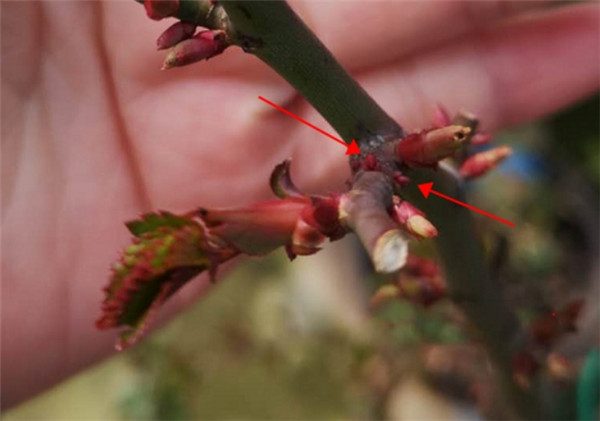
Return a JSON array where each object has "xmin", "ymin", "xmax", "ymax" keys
[
  {"xmin": 459, "ymin": 146, "xmax": 512, "ymax": 179},
  {"xmin": 392, "ymin": 172, "xmax": 411, "ymax": 187},
  {"xmin": 397, "ymin": 125, "xmax": 471, "ymax": 168},
  {"xmin": 144, "ymin": 0, "xmax": 179, "ymax": 20},
  {"xmin": 156, "ymin": 21, "xmax": 196, "ymax": 50},
  {"xmin": 162, "ymin": 30, "xmax": 228, "ymax": 69},
  {"xmin": 391, "ymin": 197, "xmax": 438, "ymax": 239}
]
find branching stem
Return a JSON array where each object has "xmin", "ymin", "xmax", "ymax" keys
[
  {"xmin": 340, "ymin": 172, "xmax": 408, "ymax": 273},
  {"xmin": 137, "ymin": 0, "xmax": 540, "ymax": 417},
  {"xmin": 219, "ymin": 2, "xmax": 537, "ymax": 417}
]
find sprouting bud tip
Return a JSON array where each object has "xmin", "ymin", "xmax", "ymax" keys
[
  {"xmin": 156, "ymin": 21, "xmax": 196, "ymax": 50},
  {"xmin": 144, "ymin": 0, "xmax": 179, "ymax": 21},
  {"xmin": 405, "ymin": 215, "xmax": 438, "ymax": 239},
  {"xmin": 423, "ymin": 125, "xmax": 471, "ymax": 146},
  {"xmin": 470, "ymin": 132, "xmax": 493, "ymax": 146},
  {"xmin": 161, "ymin": 31, "xmax": 227, "ymax": 69},
  {"xmin": 391, "ymin": 198, "xmax": 438, "ymax": 239},
  {"xmin": 459, "ymin": 146, "xmax": 513, "ymax": 179},
  {"xmin": 397, "ymin": 125, "xmax": 470, "ymax": 167}
]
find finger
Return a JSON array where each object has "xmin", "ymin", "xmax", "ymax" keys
[
  {"xmin": 293, "ymin": 0, "xmax": 555, "ymax": 73},
  {"xmin": 359, "ymin": 2, "xmax": 600, "ymax": 131}
]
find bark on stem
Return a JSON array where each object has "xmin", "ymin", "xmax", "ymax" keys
[{"xmin": 340, "ymin": 172, "xmax": 408, "ymax": 273}]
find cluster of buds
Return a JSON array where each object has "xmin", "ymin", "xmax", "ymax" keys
[
  {"xmin": 390, "ymin": 104, "xmax": 512, "ymax": 179},
  {"xmin": 370, "ymin": 255, "xmax": 445, "ymax": 308},
  {"xmin": 140, "ymin": 0, "xmax": 232, "ymax": 69},
  {"xmin": 397, "ymin": 255, "xmax": 446, "ymax": 307},
  {"xmin": 460, "ymin": 146, "xmax": 513, "ymax": 179},
  {"xmin": 510, "ymin": 299, "xmax": 583, "ymax": 389},
  {"xmin": 396, "ymin": 125, "xmax": 472, "ymax": 168},
  {"xmin": 529, "ymin": 300, "xmax": 584, "ymax": 348}
]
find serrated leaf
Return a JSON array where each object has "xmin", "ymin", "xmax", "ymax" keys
[
  {"xmin": 126, "ymin": 211, "xmax": 195, "ymax": 237},
  {"xmin": 97, "ymin": 215, "xmax": 238, "ymax": 349}
]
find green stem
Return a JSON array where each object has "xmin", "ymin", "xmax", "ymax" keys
[
  {"xmin": 405, "ymin": 166, "xmax": 539, "ymax": 419},
  {"xmin": 220, "ymin": 1, "xmax": 403, "ymax": 146}
]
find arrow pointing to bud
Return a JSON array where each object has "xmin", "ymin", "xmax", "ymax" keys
[
  {"xmin": 258, "ymin": 96, "xmax": 361, "ymax": 155},
  {"xmin": 418, "ymin": 182, "xmax": 514, "ymax": 227}
]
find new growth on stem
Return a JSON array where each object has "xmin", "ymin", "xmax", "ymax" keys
[{"xmin": 103, "ymin": 3, "xmax": 534, "ymax": 418}]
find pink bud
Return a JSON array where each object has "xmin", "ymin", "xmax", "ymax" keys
[
  {"xmin": 396, "ymin": 125, "xmax": 471, "ymax": 168},
  {"xmin": 470, "ymin": 132, "xmax": 493, "ymax": 146},
  {"xmin": 459, "ymin": 146, "xmax": 512, "ymax": 179},
  {"xmin": 156, "ymin": 21, "xmax": 197, "ymax": 50},
  {"xmin": 350, "ymin": 153, "xmax": 380, "ymax": 172},
  {"xmin": 391, "ymin": 196, "xmax": 423, "ymax": 224},
  {"xmin": 200, "ymin": 198, "xmax": 309, "ymax": 255},
  {"xmin": 162, "ymin": 30, "xmax": 228, "ymax": 69},
  {"xmin": 392, "ymin": 172, "xmax": 411, "ymax": 187},
  {"xmin": 144, "ymin": 0, "xmax": 179, "ymax": 21},
  {"xmin": 363, "ymin": 153, "xmax": 379, "ymax": 171},
  {"xmin": 405, "ymin": 215, "xmax": 438, "ymax": 239},
  {"xmin": 391, "ymin": 197, "xmax": 438, "ymax": 239}
]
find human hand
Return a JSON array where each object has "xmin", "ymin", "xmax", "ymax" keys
[{"xmin": 2, "ymin": 0, "xmax": 598, "ymax": 408}]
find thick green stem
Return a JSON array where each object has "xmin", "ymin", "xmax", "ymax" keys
[{"xmin": 220, "ymin": 1, "xmax": 403, "ymax": 146}]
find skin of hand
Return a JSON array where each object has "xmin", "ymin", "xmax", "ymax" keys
[{"xmin": 2, "ymin": 0, "xmax": 598, "ymax": 409}]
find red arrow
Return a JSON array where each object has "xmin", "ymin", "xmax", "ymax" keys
[
  {"xmin": 258, "ymin": 96, "xmax": 361, "ymax": 155},
  {"xmin": 418, "ymin": 182, "xmax": 514, "ymax": 227}
]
